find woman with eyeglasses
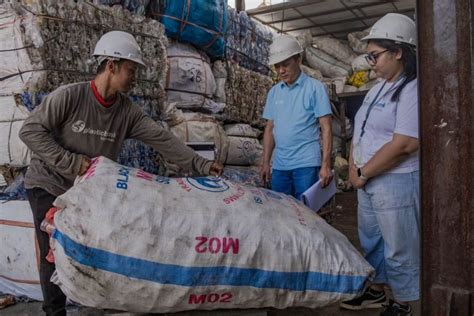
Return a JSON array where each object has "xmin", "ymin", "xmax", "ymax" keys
[{"xmin": 340, "ymin": 13, "xmax": 419, "ymax": 316}]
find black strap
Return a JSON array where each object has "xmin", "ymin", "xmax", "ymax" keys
[{"xmin": 359, "ymin": 82, "xmax": 387, "ymax": 139}]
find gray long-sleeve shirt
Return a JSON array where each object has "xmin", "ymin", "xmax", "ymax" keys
[{"xmin": 19, "ymin": 82, "xmax": 212, "ymax": 196}]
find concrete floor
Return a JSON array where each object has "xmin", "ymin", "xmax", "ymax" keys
[{"xmin": 0, "ymin": 192, "xmax": 419, "ymax": 316}]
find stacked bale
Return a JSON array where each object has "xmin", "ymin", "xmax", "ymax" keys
[
  {"xmin": 226, "ymin": 8, "xmax": 273, "ymax": 75},
  {"xmin": 146, "ymin": 2, "xmax": 275, "ymax": 181},
  {"xmin": 224, "ymin": 123, "xmax": 262, "ymax": 166},
  {"xmin": 0, "ymin": 0, "xmax": 168, "ymax": 180},
  {"xmin": 223, "ymin": 62, "xmax": 273, "ymax": 127}
]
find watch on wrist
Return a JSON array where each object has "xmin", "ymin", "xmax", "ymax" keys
[{"xmin": 357, "ymin": 168, "xmax": 369, "ymax": 181}]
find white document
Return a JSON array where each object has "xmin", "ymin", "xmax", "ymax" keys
[{"xmin": 300, "ymin": 172, "xmax": 336, "ymax": 213}]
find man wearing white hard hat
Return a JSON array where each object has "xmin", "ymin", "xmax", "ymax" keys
[
  {"xmin": 340, "ymin": 13, "xmax": 419, "ymax": 316},
  {"xmin": 19, "ymin": 31, "xmax": 223, "ymax": 315},
  {"xmin": 260, "ymin": 34, "xmax": 332, "ymax": 200}
]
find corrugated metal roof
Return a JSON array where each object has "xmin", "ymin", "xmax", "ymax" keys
[{"xmin": 247, "ymin": 0, "xmax": 416, "ymax": 39}]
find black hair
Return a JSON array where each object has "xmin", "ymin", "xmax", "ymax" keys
[
  {"xmin": 96, "ymin": 59, "xmax": 126, "ymax": 75},
  {"xmin": 369, "ymin": 39, "xmax": 417, "ymax": 102}
]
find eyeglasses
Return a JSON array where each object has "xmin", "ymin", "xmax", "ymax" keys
[{"xmin": 365, "ymin": 50, "xmax": 389, "ymax": 64}]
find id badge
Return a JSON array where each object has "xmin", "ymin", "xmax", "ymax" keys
[{"xmin": 353, "ymin": 142, "xmax": 365, "ymax": 168}]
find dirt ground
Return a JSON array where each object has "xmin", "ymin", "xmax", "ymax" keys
[{"xmin": 0, "ymin": 191, "xmax": 420, "ymax": 316}]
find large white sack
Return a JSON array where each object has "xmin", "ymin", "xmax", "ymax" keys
[
  {"xmin": 347, "ymin": 30, "xmax": 370, "ymax": 55},
  {"xmin": 0, "ymin": 200, "xmax": 43, "ymax": 301},
  {"xmin": 225, "ymin": 136, "xmax": 263, "ymax": 166},
  {"xmin": 50, "ymin": 157, "xmax": 374, "ymax": 313},
  {"xmin": 0, "ymin": 7, "xmax": 43, "ymax": 94},
  {"xmin": 166, "ymin": 42, "xmax": 216, "ymax": 109},
  {"xmin": 301, "ymin": 64, "xmax": 324, "ymax": 81},
  {"xmin": 313, "ymin": 36, "xmax": 357, "ymax": 64},
  {"xmin": 0, "ymin": 96, "xmax": 31, "ymax": 166},
  {"xmin": 305, "ymin": 47, "xmax": 351, "ymax": 78},
  {"xmin": 296, "ymin": 30, "xmax": 313, "ymax": 50},
  {"xmin": 224, "ymin": 124, "xmax": 261, "ymax": 138},
  {"xmin": 352, "ymin": 55, "xmax": 371, "ymax": 72},
  {"xmin": 169, "ymin": 112, "xmax": 228, "ymax": 165}
]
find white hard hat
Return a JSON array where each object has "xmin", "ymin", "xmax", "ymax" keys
[
  {"xmin": 268, "ymin": 34, "xmax": 303, "ymax": 65},
  {"xmin": 93, "ymin": 31, "xmax": 146, "ymax": 67},
  {"xmin": 362, "ymin": 13, "xmax": 416, "ymax": 46}
]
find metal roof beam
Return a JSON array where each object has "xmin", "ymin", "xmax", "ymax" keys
[
  {"xmin": 246, "ymin": 0, "xmax": 326, "ymax": 16},
  {"xmin": 293, "ymin": 6, "xmax": 338, "ymax": 38},
  {"xmin": 254, "ymin": 1, "xmax": 390, "ymax": 25},
  {"xmin": 250, "ymin": 15, "xmax": 284, "ymax": 33},
  {"xmin": 283, "ymin": 8, "xmax": 414, "ymax": 33}
]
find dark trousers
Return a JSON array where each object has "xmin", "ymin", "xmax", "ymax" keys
[{"xmin": 26, "ymin": 188, "xmax": 67, "ymax": 316}]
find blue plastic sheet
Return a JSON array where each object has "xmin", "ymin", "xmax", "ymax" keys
[
  {"xmin": 222, "ymin": 165, "xmax": 262, "ymax": 187},
  {"xmin": 157, "ymin": 0, "xmax": 228, "ymax": 59},
  {"xmin": 19, "ymin": 92, "xmax": 49, "ymax": 112},
  {"xmin": 0, "ymin": 173, "xmax": 27, "ymax": 201}
]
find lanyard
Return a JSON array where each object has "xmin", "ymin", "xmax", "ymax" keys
[{"xmin": 358, "ymin": 77, "xmax": 405, "ymax": 139}]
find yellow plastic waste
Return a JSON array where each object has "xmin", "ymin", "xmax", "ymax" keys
[{"xmin": 347, "ymin": 71, "xmax": 370, "ymax": 88}]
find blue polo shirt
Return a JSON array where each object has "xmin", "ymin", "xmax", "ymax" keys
[{"xmin": 263, "ymin": 72, "xmax": 331, "ymax": 170}]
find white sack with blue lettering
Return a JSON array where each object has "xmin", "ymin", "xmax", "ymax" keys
[{"xmin": 50, "ymin": 156, "xmax": 374, "ymax": 313}]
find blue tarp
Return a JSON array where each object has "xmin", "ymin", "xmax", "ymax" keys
[
  {"xmin": 160, "ymin": 0, "xmax": 228, "ymax": 59},
  {"xmin": 0, "ymin": 173, "xmax": 27, "ymax": 201}
]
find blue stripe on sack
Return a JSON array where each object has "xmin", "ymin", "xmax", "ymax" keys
[{"xmin": 53, "ymin": 230, "xmax": 366, "ymax": 294}]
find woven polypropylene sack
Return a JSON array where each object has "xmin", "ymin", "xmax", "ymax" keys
[
  {"xmin": 305, "ymin": 47, "xmax": 351, "ymax": 78},
  {"xmin": 225, "ymin": 136, "xmax": 262, "ymax": 166},
  {"xmin": 50, "ymin": 156, "xmax": 374, "ymax": 313}
]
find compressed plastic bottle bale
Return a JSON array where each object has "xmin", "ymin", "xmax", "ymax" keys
[
  {"xmin": 226, "ymin": 8, "xmax": 272, "ymax": 75},
  {"xmin": 0, "ymin": 1, "xmax": 168, "ymax": 102},
  {"xmin": 96, "ymin": 0, "xmax": 150, "ymax": 15},
  {"xmin": 224, "ymin": 62, "xmax": 273, "ymax": 126},
  {"xmin": 160, "ymin": 0, "xmax": 227, "ymax": 59}
]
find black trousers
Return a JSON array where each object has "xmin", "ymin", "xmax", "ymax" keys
[{"xmin": 26, "ymin": 188, "xmax": 67, "ymax": 316}]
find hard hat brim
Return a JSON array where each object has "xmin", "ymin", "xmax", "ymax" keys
[
  {"xmin": 361, "ymin": 33, "xmax": 416, "ymax": 46},
  {"xmin": 93, "ymin": 54, "xmax": 146, "ymax": 67},
  {"xmin": 268, "ymin": 50, "xmax": 303, "ymax": 66}
]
